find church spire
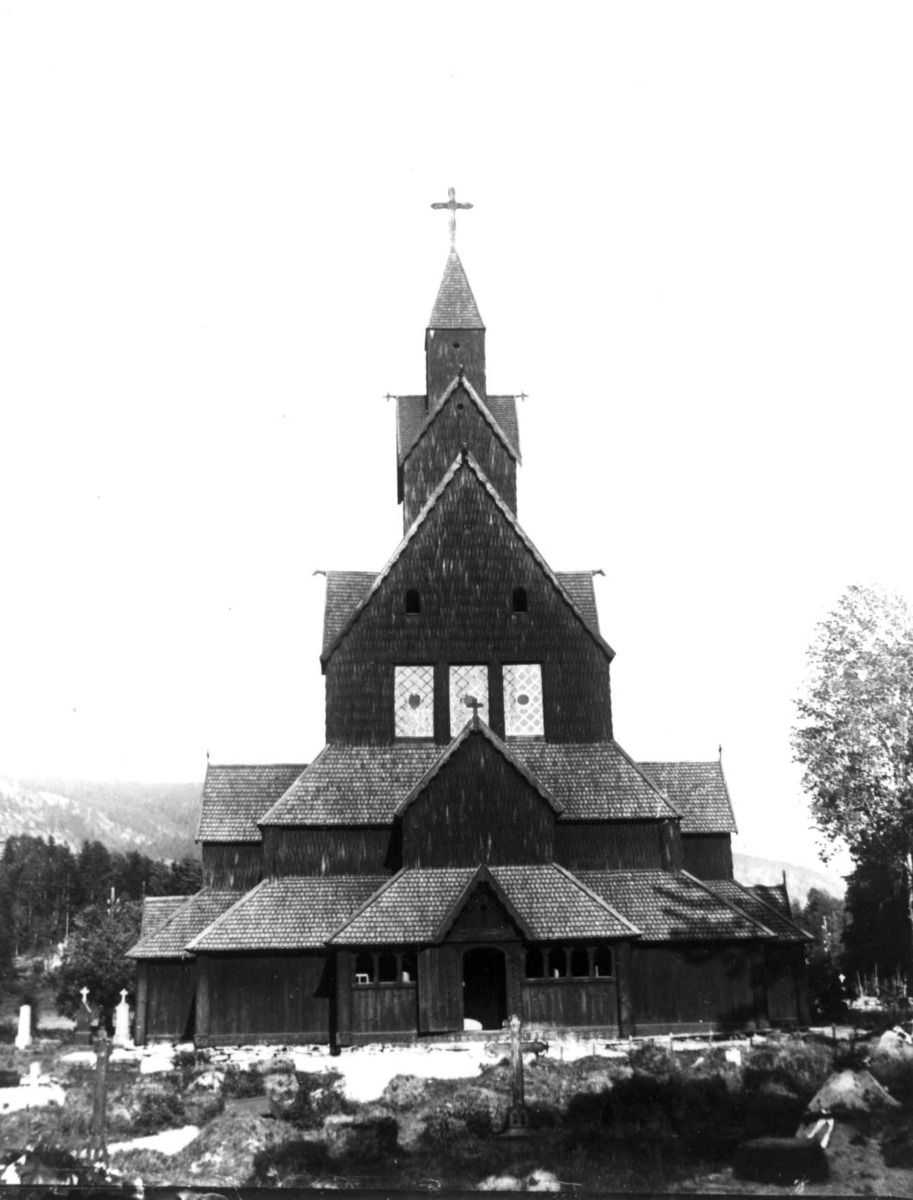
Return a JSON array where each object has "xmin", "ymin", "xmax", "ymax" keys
[{"xmin": 429, "ymin": 249, "xmax": 485, "ymax": 330}]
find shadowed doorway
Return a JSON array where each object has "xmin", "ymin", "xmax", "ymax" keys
[{"xmin": 462, "ymin": 947, "xmax": 507, "ymax": 1030}]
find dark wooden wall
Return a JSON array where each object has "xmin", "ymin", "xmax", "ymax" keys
[
  {"xmin": 403, "ymin": 386, "xmax": 516, "ymax": 528},
  {"xmin": 764, "ymin": 944, "xmax": 806, "ymax": 1025},
  {"xmin": 139, "ymin": 960, "xmax": 196, "ymax": 1042},
  {"xmin": 681, "ymin": 835, "xmax": 734, "ymax": 879},
  {"xmin": 425, "ymin": 328, "xmax": 486, "ymax": 408},
  {"xmin": 325, "ymin": 466, "xmax": 613, "ymax": 744},
  {"xmin": 202, "ymin": 843, "xmax": 263, "ymax": 889},
  {"xmin": 198, "ymin": 953, "xmax": 332, "ymax": 1044},
  {"xmin": 521, "ymin": 979, "xmax": 618, "ymax": 1030},
  {"xmin": 352, "ymin": 984, "xmax": 418, "ymax": 1037},
  {"xmin": 403, "ymin": 736, "xmax": 555, "ymax": 866},
  {"xmin": 264, "ymin": 827, "xmax": 395, "ymax": 876},
  {"xmin": 555, "ymin": 822, "xmax": 664, "ymax": 870},
  {"xmin": 629, "ymin": 942, "xmax": 757, "ymax": 1033}
]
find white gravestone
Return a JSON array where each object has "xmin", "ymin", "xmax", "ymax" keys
[
  {"xmin": 15, "ymin": 1005, "xmax": 31, "ymax": 1050},
  {"xmin": 113, "ymin": 989, "xmax": 131, "ymax": 1047}
]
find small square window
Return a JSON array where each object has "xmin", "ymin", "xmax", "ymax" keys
[
  {"xmin": 395, "ymin": 665, "xmax": 434, "ymax": 737},
  {"xmin": 503, "ymin": 664, "xmax": 544, "ymax": 736},
  {"xmin": 449, "ymin": 664, "xmax": 489, "ymax": 734}
]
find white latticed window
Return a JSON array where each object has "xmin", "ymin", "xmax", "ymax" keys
[
  {"xmin": 394, "ymin": 665, "xmax": 434, "ymax": 738},
  {"xmin": 503, "ymin": 664, "xmax": 544, "ymax": 737},
  {"xmin": 449, "ymin": 664, "xmax": 489, "ymax": 734}
]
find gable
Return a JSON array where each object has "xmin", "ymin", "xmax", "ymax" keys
[
  {"xmin": 638, "ymin": 762, "xmax": 737, "ymax": 833},
  {"xmin": 397, "ymin": 392, "xmax": 520, "ymax": 465},
  {"xmin": 443, "ymin": 880, "xmax": 528, "ymax": 942},
  {"xmin": 323, "ymin": 572, "xmax": 379, "ymax": 652},
  {"xmin": 198, "ymin": 763, "xmax": 308, "ymax": 843},
  {"xmin": 399, "ymin": 726, "xmax": 558, "ymax": 867}
]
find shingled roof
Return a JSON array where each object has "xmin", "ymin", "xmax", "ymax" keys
[
  {"xmin": 322, "ymin": 572, "xmax": 378, "ymax": 652},
  {"xmin": 128, "ymin": 890, "xmax": 240, "ymax": 960},
  {"xmin": 750, "ymin": 883, "xmax": 793, "ymax": 918},
  {"xmin": 187, "ymin": 876, "xmax": 388, "ymax": 952},
  {"xmin": 321, "ymin": 451, "xmax": 615, "ymax": 666},
  {"xmin": 428, "ymin": 249, "xmax": 484, "ymax": 329},
  {"xmin": 329, "ymin": 864, "xmax": 640, "ymax": 945},
  {"xmin": 197, "ymin": 763, "xmax": 307, "ymax": 842},
  {"xmin": 396, "ymin": 394, "xmax": 520, "ymax": 466},
  {"xmin": 577, "ymin": 870, "xmax": 776, "ymax": 942},
  {"xmin": 140, "ymin": 896, "xmax": 186, "ymax": 937},
  {"xmin": 704, "ymin": 880, "xmax": 813, "ymax": 943},
  {"xmin": 638, "ymin": 762, "xmax": 737, "ymax": 834},
  {"xmin": 398, "ymin": 376, "xmax": 521, "ymax": 469}
]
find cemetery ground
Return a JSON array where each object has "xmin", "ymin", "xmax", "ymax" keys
[{"xmin": 3, "ymin": 1019, "xmax": 913, "ymax": 1194}]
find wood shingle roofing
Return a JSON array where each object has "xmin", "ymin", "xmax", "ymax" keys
[
  {"xmin": 428, "ymin": 249, "xmax": 484, "ymax": 329},
  {"xmin": 397, "ymin": 376, "xmax": 521, "ymax": 466},
  {"xmin": 396, "ymin": 394, "xmax": 521, "ymax": 465},
  {"xmin": 139, "ymin": 896, "xmax": 187, "ymax": 937},
  {"xmin": 637, "ymin": 761, "xmax": 737, "ymax": 834},
  {"xmin": 197, "ymin": 763, "xmax": 307, "ymax": 842},
  {"xmin": 577, "ymin": 870, "xmax": 776, "ymax": 942},
  {"xmin": 320, "ymin": 451, "xmax": 615, "ymax": 666},
  {"xmin": 329, "ymin": 864, "xmax": 640, "ymax": 945},
  {"xmin": 128, "ymin": 890, "xmax": 240, "ymax": 959},
  {"xmin": 187, "ymin": 876, "xmax": 388, "ymax": 951},
  {"xmin": 704, "ymin": 880, "xmax": 813, "ymax": 943}
]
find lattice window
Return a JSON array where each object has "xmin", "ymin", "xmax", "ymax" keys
[
  {"xmin": 449, "ymin": 664, "xmax": 489, "ymax": 734},
  {"xmin": 503, "ymin": 663, "xmax": 544, "ymax": 737},
  {"xmin": 394, "ymin": 665, "xmax": 434, "ymax": 738}
]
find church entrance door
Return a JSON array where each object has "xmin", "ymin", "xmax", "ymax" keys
[{"xmin": 462, "ymin": 946, "xmax": 507, "ymax": 1030}]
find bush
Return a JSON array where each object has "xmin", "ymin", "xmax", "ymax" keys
[
  {"xmin": 743, "ymin": 1039, "xmax": 833, "ymax": 1100},
  {"xmin": 133, "ymin": 1088, "xmax": 187, "ymax": 1135},
  {"xmin": 222, "ymin": 1064, "xmax": 265, "ymax": 1098},
  {"xmin": 285, "ymin": 1069, "xmax": 354, "ymax": 1128},
  {"xmin": 627, "ymin": 1041, "xmax": 680, "ymax": 1079}
]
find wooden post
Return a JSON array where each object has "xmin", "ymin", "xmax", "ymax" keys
[
  {"xmin": 615, "ymin": 941, "xmax": 633, "ymax": 1037},
  {"xmin": 134, "ymin": 965, "xmax": 148, "ymax": 1047},
  {"xmin": 336, "ymin": 951, "xmax": 353, "ymax": 1048},
  {"xmin": 195, "ymin": 958, "xmax": 210, "ymax": 1047},
  {"xmin": 89, "ymin": 1029, "xmax": 110, "ymax": 1163}
]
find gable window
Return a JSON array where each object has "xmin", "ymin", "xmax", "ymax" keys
[
  {"xmin": 394, "ymin": 665, "xmax": 434, "ymax": 738},
  {"xmin": 503, "ymin": 664, "xmax": 544, "ymax": 737},
  {"xmin": 512, "ymin": 587, "xmax": 528, "ymax": 614},
  {"xmin": 405, "ymin": 588, "xmax": 421, "ymax": 614},
  {"xmin": 449, "ymin": 664, "xmax": 489, "ymax": 734}
]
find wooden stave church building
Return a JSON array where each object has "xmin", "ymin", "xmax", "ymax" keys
[{"xmin": 128, "ymin": 235, "xmax": 812, "ymax": 1046}]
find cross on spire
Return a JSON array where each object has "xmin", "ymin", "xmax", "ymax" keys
[
  {"xmin": 431, "ymin": 187, "xmax": 473, "ymax": 248},
  {"xmin": 463, "ymin": 693, "xmax": 483, "ymax": 726}
]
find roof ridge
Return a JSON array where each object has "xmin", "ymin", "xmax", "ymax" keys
[
  {"xmin": 259, "ymin": 748, "xmax": 329, "ymax": 825},
  {"xmin": 548, "ymin": 862, "xmax": 642, "ymax": 935},
  {"xmin": 326, "ymin": 868, "xmax": 409, "ymax": 943},
  {"xmin": 612, "ymin": 742, "xmax": 681, "ymax": 820},
  {"xmin": 400, "ymin": 374, "xmax": 521, "ymax": 466},
  {"xmin": 185, "ymin": 880, "xmax": 269, "ymax": 951}
]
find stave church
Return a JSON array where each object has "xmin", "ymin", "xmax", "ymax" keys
[{"xmin": 128, "ymin": 194, "xmax": 811, "ymax": 1045}]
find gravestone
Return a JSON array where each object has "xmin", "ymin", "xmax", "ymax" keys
[
  {"xmin": 113, "ymin": 990, "xmax": 131, "ymax": 1047},
  {"xmin": 74, "ymin": 987, "xmax": 93, "ymax": 1046},
  {"xmin": 15, "ymin": 1005, "xmax": 31, "ymax": 1051}
]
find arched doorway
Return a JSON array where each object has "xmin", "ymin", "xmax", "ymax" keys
[{"xmin": 462, "ymin": 946, "xmax": 507, "ymax": 1030}]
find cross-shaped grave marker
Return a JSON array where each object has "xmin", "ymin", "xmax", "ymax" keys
[{"xmin": 497, "ymin": 1014, "xmax": 548, "ymax": 1137}]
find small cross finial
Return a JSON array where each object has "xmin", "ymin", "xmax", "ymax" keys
[
  {"xmin": 431, "ymin": 186, "xmax": 473, "ymax": 247},
  {"xmin": 463, "ymin": 694, "xmax": 483, "ymax": 726},
  {"xmin": 518, "ymin": 392, "xmax": 528, "ymax": 403},
  {"xmin": 384, "ymin": 393, "xmax": 395, "ymax": 403}
]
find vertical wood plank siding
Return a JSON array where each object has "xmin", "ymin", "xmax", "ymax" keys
[
  {"xmin": 202, "ymin": 843, "xmax": 263, "ymax": 889},
  {"xmin": 630, "ymin": 943, "xmax": 756, "ymax": 1033},
  {"xmin": 425, "ymin": 329, "xmax": 485, "ymax": 409},
  {"xmin": 144, "ymin": 961, "xmax": 196, "ymax": 1041},
  {"xmin": 521, "ymin": 980, "xmax": 618, "ymax": 1030},
  {"xmin": 352, "ymin": 984, "xmax": 418, "ymax": 1034},
  {"xmin": 326, "ymin": 469, "xmax": 613, "ymax": 744},
  {"xmin": 264, "ymin": 827, "xmax": 394, "ymax": 875},
  {"xmin": 418, "ymin": 946, "xmax": 462, "ymax": 1032},
  {"xmin": 403, "ymin": 736, "xmax": 554, "ymax": 866},
  {"xmin": 764, "ymin": 944, "xmax": 804, "ymax": 1025},
  {"xmin": 681, "ymin": 835, "xmax": 735, "ymax": 879},
  {"xmin": 403, "ymin": 392, "xmax": 516, "ymax": 528},
  {"xmin": 554, "ymin": 823, "xmax": 664, "ymax": 870},
  {"xmin": 206, "ymin": 954, "xmax": 332, "ymax": 1041}
]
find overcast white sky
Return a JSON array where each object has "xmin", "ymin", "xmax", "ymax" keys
[{"xmin": 2, "ymin": 3, "xmax": 911, "ymax": 872}]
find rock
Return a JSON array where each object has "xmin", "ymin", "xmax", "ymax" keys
[
  {"xmin": 324, "ymin": 1114, "xmax": 399, "ymax": 1161},
  {"xmin": 807, "ymin": 1069, "xmax": 900, "ymax": 1116},
  {"xmin": 380, "ymin": 1073, "xmax": 429, "ymax": 1109},
  {"xmin": 733, "ymin": 1136, "xmax": 829, "ymax": 1185},
  {"xmin": 264, "ymin": 1071, "xmax": 299, "ymax": 1117},
  {"xmin": 868, "ymin": 1030, "xmax": 913, "ymax": 1088},
  {"xmin": 189, "ymin": 1069, "xmax": 226, "ymax": 1092}
]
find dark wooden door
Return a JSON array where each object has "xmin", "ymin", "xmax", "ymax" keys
[{"xmin": 418, "ymin": 946, "xmax": 462, "ymax": 1033}]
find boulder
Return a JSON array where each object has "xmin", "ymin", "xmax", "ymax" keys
[
  {"xmin": 733, "ymin": 1136, "xmax": 829, "ymax": 1185},
  {"xmin": 807, "ymin": 1069, "xmax": 900, "ymax": 1116},
  {"xmin": 264, "ymin": 1071, "xmax": 300, "ymax": 1117},
  {"xmin": 324, "ymin": 1114, "xmax": 398, "ymax": 1161},
  {"xmin": 868, "ymin": 1029, "xmax": 913, "ymax": 1088},
  {"xmin": 189, "ymin": 1069, "xmax": 226, "ymax": 1092}
]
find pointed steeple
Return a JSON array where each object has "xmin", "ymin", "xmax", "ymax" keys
[{"xmin": 429, "ymin": 250, "xmax": 485, "ymax": 329}]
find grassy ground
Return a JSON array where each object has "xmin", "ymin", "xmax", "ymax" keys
[{"xmin": 1, "ymin": 1031, "xmax": 912, "ymax": 1192}]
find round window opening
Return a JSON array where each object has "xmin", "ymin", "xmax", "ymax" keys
[
  {"xmin": 408, "ymin": 694, "xmax": 422, "ymax": 709},
  {"xmin": 517, "ymin": 694, "xmax": 529, "ymax": 706}
]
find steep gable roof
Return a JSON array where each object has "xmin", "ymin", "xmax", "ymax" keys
[
  {"xmin": 197, "ymin": 763, "xmax": 307, "ymax": 842},
  {"xmin": 140, "ymin": 896, "xmax": 186, "ymax": 937},
  {"xmin": 638, "ymin": 761, "xmax": 737, "ymax": 834},
  {"xmin": 127, "ymin": 890, "xmax": 240, "ymax": 960},
  {"xmin": 428, "ymin": 249, "xmax": 484, "ymax": 328},
  {"xmin": 577, "ymin": 870, "xmax": 776, "ymax": 942},
  {"xmin": 329, "ymin": 863, "xmax": 640, "ymax": 945},
  {"xmin": 399, "ymin": 375, "xmax": 521, "ymax": 467},
  {"xmin": 321, "ymin": 451, "xmax": 615, "ymax": 666},
  {"xmin": 397, "ymin": 393, "xmax": 520, "ymax": 465},
  {"xmin": 322, "ymin": 571, "xmax": 379, "ymax": 652},
  {"xmin": 704, "ymin": 880, "xmax": 814, "ymax": 943},
  {"xmin": 393, "ymin": 720, "xmax": 564, "ymax": 817},
  {"xmin": 186, "ymin": 876, "xmax": 388, "ymax": 952},
  {"xmin": 750, "ymin": 882, "xmax": 792, "ymax": 917}
]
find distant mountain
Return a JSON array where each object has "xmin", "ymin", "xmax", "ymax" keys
[
  {"xmin": 0, "ymin": 774, "xmax": 201, "ymax": 860},
  {"xmin": 733, "ymin": 851, "xmax": 846, "ymax": 904}
]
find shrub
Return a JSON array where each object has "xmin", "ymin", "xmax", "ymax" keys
[
  {"xmin": 133, "ymin": 1088, "xmax": 187, "ymax": 1135},
  {"xmin": 743, "ymin": 1039, "xmax": 833, "ymax": 1100},
  {"xmin": 285, "ymin": 1069, "xmax": 354, "ymax": 1128},
  {"xmin": 222, "ymin": 1064, "xmax": 265, "ymax": 1098},
  {"xmin": 627, "ymin": 1041, "xmax": 680, "ymax": 1079}
]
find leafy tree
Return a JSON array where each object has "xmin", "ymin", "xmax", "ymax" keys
[
  {"xmin": 53, "ymin": 899, "xmax": 142, "ymax": 1021},
  {"xmin": 794, "ymin": 888, "xmax": 847, "ymax": 1019},
  {"xmin": 793, "ymin": 584, "xmax": 913, "ymax": 982},
  {"xmin": 166, "ymin": 855, "xmax": 202, "ymax": 895}
]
